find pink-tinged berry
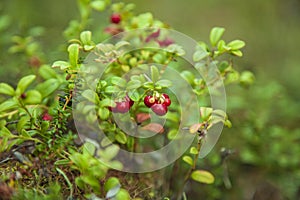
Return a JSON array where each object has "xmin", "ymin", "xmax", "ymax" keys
[
  {"xmin": 111, "ymin": 13, "xmax": 121, "ymax": 24},
  {"xmin": 151, "ymin": 103, "xmax": 168, "ymax": 116},
  {"xmin": 116, "ymin": 101, "xmax": 130, "ymax": 113}
]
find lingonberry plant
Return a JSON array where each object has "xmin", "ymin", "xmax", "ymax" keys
[{"xmin": 0, "ymin": 0, "xmax": 254, "ymax": 199}]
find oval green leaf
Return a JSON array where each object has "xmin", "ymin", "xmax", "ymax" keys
[{"xmin": 191, "ymin": 170, "xmax": 215, "ymax": 184}]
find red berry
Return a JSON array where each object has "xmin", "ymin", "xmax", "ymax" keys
[
  {"xmin": 162, "ymin": 93, "xmax": 169, "ymax": 99},
  {"xmin": 116, "ymin": 101, "xmax": 130, "ymax": 113},
  {"xmin": 151, "ymin": 103, "xmax": 168, "ymax": 116},
  {"xmin": 111, "ymin": 13, "xmax": 121, "ymax": 24},
  {"xmin": 42, "ymin": 113, "xmax": 53, "ymax": 121},
  {"xmin": 20, "ymin": 93, "xmax": 27, "ymax": 99},
  {"xmin": 163, "ymin": 98, "xmax": 171, "ymax": 107},
  {"xmin": 125, "ymin": 95, "xmax": 134, "ymax": 107},
  {"xmin": 144, "ymin": 96, "xmax": 156, "ymax": 108}
]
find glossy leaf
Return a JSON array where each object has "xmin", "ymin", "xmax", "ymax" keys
[
  {"xmin": 104, "ymin": 177, "xmax": 120, "ymax": 194},
  {"xmin": 51, "ymin": 61, "xmax": 70, "ymax": 70},
  {"xmin": 115, "ymin": 132, "xmax": 127, "ymax": 144},
  {"xmin": 191, "ymin": 170, "xmax": 215, "ymax": 184},
  {"xmin": 106, "ymin": 184, "xmax": 121, "ymax": 199},
  {"xmin": 68, "ymin": 43, "xmax": 79, "ymax": 68},
  {"xmin": 90, "ymin": 0, "xmax": 107, "ymax": 11},
  {"xmin": 23, "ymin": 90, "xmax": 42, "ymax": 104},
  {"xmin": 38, "ymin": 65, "xmax": 57, "ymax": 79},
  {"xmin": 182, "ymin": 155, "xmax": 193, "ymax": 166},
  {"xmin": 0, "ymin": 83, "xmax": 14, "ymax": 96},
  {"xmin": 227, "ymin": 40, "xmax": 245, "ymax": 50},
  {"xmin": 156, "ymin": 79, "xmax": 172, "ymax": 88},
  {"xmin": 111, "ymin": 77, "xmax": 127, "ymax": 87},
  {"xmin": 82, "ymin": 89, "xmax": 99, "ymax": 104},
  {"xmin": 210, "ymin": 27, "xmax": 225, "ymax": 46},
  {"xmin": 80, "ymin": 30, "xmax": 92, "ymax": 45},
  {"xmin": 0, "ymin": 99, "xmax": 17, "ymax": 113},
  {"xmin": 151, "ymin": 65, "xmax": 160, "ymax": 83},
  {"xmin": 16, "ymin": 75, "xmax": 36, "ymax": 94},
  {"xmin": 36, "ymin": 78, "xmax": 61, "ymax": 97},
  {"xmin": 193, "ymin": 50, "xmax": 208, "ymax": 62},
  {"xmin": 190, "ymin": 147, "xmax": 199, "ymax": 155}
]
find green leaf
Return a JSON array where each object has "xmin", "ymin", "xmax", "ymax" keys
[
  {"xmin": 182, "ymin": 155, "xmax": 193, "ymax": 166},
  {"xmin": 81, "ymin": 175, "xmax": 100, "ymax": 191},
  {"xmin": 217, "ymin": 40, "xmax": 226, "ymax": 52},
  {"xmin": 90, "ymin": 0, "xmax": 107, "ymax": 11},
  {"xmin": 82, "ymin": 89, "xmax": 99, "ymax": 104},
  {"xmin": 0, "ymin": 83, "xmax": 15, "ymax": 96},
  {"xmin": 80, "ymin": 31, "xmax": 92, "ymax": 45},
  {"xmin": 83, "ymin": 142, "xmax": 96, "ymax": 155},
  {"xmin": 156, "ymin": 79, "xmax": 172, "ymax": 88},
  {"xmin": 127, "ymin": 90, "xmax": 140, "ymax": 102},
  {"xmin": 190, "ymin": 147, "xmax": 199, "ymax": 155},
  {"xmin": 106, "ymin": 184, "xmax": 121, "ymax": 199},
  {"xmin": 212, "ymin": 109, "xmax": 227, "ymax": 119},
  {"xmin": 23, "ymin": 90, "xmax": 42, "ymax": 104},
  {"xmin": 167, "ymin": 129, "xmax": 178, "ymax": 140},
  {"xmin": 54, "ymin": 159, "xmax": 70, "ymax": 165},
  {"xmin": 17, "ymin": 116, "xmax": 30, "ymax": 133},
  {"xmin": 191, "ymin": 170, "xmax": 215, "ymax": 184},
  {"xmin": 105, "ymin": 86, "xmax": 120, "ymax": 94},
  {"xmin": 240, "ymin": 71, "xmax": 255, "ymax": 87},
  {"xmin": 104, "ymin": 177, "xmax": 120, "ymax": 192},
  {"xmin": 98, "ymin": 107, "xmax": 110, "ymax": 120},
  {"xmin": 227, "ymin": 40, "xmax": 245, "ymax": 50},
  {"xmin": 210, "ymin": 27, "xmax": 225, "ymax": 46},
  {"xmin": 193, "ymin": 50, "xmax": 208, "ymax": 62},
  {"xmin": 231, "ymin": 50, "xmax": 243, "ymax": 57},
  {"xmin": 68, "ymin": 43, "xmax": 80, "ymax": 69},
  {"xmin": 152, "ymin": 53, "xmax": 165, "ymax": 63},
  {"xmin": 115, "ymin": 132, "xmax": 127, "ymax": 144},
  {"xmin": 115, "ymin": 41, "xmax": 130, "ymax": 49},
  {"xmin": 36, "ymin": 79, "xmax": 61, "ymax": 98},
  {"xmin": 126, "ymin": 80, "xmax": 142, "ymax": 90},
  {"xmin": 134, "ymin": 12, "xmax": 153, "ymax": 28},
  {"xmin": 111, "ymin": 77, "xmax": 127, "ymax": 88},
  {"xmin": 224, "ymin": 119, "xmax": 232, "ymax": 128},
  {"xmin": 99, "ymin": 98, "xmax": 115, "ymax": 107},
  {"xmin": 51, "ymin": 61, "xmax": 70, "ymax": 70},
  {"xmin": 180, "ymin": 71, "xmax": 195, "ymax": 85},
  {"xmin": 38, "ymin": 65, "xmax": 57, "ymax": 79},
  {"xmin": 151, "ymin": 65, "xmax": 160, "ymax": 83},
  {"xmin": 0, "ymin": 99, "xmax": 17, "ymax": 113},
  {"xmin": 103, "ymin": 145, "xmax": 120, "ymax": 161},
  {"xmin": 16, "ymin": 75, "xmax": 36, "ymax": 95},
  {"xmin": 115, "ymin": 189, "xmax": 131, "ymax": 200},
  {"xmin": 83, "ymin": 45, "xmax": 95, "ymax": 51},
  {"xmin": 199, "ymin": 107, "xmax": 213, "ymax": 121}
]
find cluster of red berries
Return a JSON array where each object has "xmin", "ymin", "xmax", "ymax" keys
[
  {"xmin": 144, "ymin": 94, "xmax": 171, "ymax": 116},
  {"xmin": 109, "ymin": 96, "xmax": 134, "ymax": 113}
]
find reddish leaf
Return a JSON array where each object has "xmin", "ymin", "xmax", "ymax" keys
[
  {"xmin": 136, "ymin": 113, "xmax": 151, "ymax": 123},
  {"xmin": 141, "ymin": 123, "xmax": 164, "ymax": 134}
]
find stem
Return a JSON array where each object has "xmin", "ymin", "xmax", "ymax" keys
[{"xmin": 174, "ymin": 132, "xmax": 204, "ymax": 200}]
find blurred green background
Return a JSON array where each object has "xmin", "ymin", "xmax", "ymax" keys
[{"xmin": 1, "ymin": 0, "xmax": 300, "ymax": 199}]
